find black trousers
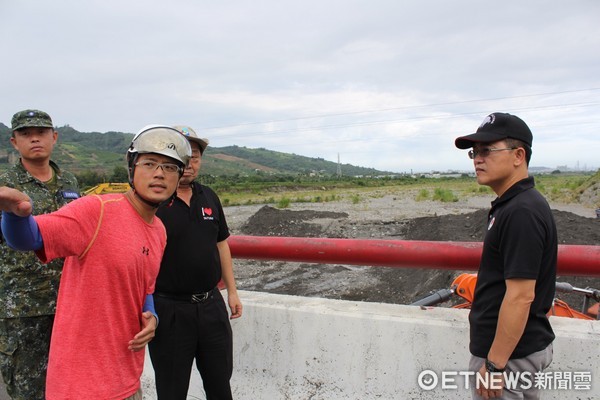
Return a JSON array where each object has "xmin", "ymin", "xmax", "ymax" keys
[{"xmin": 149, "ymin": 289, "xmax": 233, "ymax": 400}]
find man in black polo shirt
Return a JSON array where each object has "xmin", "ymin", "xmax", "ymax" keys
[
  {"xmin": 149, "ymin": 126, "xmax": 243, "ymax": 400},
  {"xmin": 455, "ymin": 113, "xmax": 557, "ymax": 399}
]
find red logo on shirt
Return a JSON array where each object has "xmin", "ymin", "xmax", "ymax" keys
[{"xmin": 203, "ymin": 208, "xmax": 213, "ymax": 216}]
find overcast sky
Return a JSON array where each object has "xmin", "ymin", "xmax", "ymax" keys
[{"xmin": 2, "ymin": 1, "xmax": 599, "ymax": 173}]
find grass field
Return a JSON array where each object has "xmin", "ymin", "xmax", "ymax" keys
[{"xmin": 208, "ymin": 171, "xmax": 598, "ymax": 208}]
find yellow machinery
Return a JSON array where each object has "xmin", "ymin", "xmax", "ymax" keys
[{"xmin": 83, "ymin": 183, "xmax": 130, "ymax": 196}]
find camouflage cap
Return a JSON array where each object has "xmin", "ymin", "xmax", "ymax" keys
[{"xmin": 11, "ymin": 109, "xmax": 54, "ymax": 131}]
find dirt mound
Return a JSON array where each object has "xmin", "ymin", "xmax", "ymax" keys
[
  {"xmin": 235, "ymin": 205, "xmax": 599, "ymax": 307},
  {"xmin": 241, "ymin": 205, "xmax": 348, "ymax": 237},
  {"xmin": 405, "ymin": 209, "xmax": 600, "ymax": 245}
]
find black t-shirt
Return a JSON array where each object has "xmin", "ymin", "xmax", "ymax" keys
[
  {"xmin": 469, "ymin": 177, "xmax": 557, "ymax": 359},
  {"xmin": 155, "ymin": 183, "xmax": 230, "ymax": 293}
]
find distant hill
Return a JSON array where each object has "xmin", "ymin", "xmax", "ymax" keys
[{"xmin": 0, "ymin": 124, "xmax": 394, "ymax": 177}]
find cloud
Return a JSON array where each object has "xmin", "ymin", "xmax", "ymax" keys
[{"xmin": 1, "ymin": 0, "xmax": 599, "ymax": 172}]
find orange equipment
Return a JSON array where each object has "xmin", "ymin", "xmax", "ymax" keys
[
  {"xmin": 549, "ymin": 299, "xmax": 595, "ymax": 320},
  {"xmin": 451, "ymin": 273, "xmax": 477, "ymax": 304},
  {"xmin": 412, "ymin": 273, "xmax": 599, "ymax": 321}
]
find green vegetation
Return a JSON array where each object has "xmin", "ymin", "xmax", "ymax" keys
[
  {"xmin": 415, "ymin": 189, "xmax": 430, "ymax": 201},
  {"xmin": 0, "ymin": 124, "xmax": 399, "ymax": 189},
  {"xmin": 1, "ymin": 123, "xmax": 597, "ymax": 207},
  {"xmin": 0, "ymin": 124, "xmax": 393, "ymax": 177},
  {"xmin": 534, "ymin": 173, "xmax": 596, "ymax": 203},
  {"xmin": 205, "ymin": 172, "xmax": 598, "ymax": 208},
  {"xmin": 432, "ymin": 188, "xmax": 458, "ymax": 202},
  {"xmin": 276, "ymin": 197, "xmax": 291, "ymax": 209}
]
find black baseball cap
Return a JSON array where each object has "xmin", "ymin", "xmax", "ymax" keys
[{"xmin": 455, "ymin": 112, "xmax": 533, "ymax": 149}]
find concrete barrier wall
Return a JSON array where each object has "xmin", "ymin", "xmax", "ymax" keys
[{"xmin": 141, "ymin": 290, "xmax": 600, "ymax": 399}]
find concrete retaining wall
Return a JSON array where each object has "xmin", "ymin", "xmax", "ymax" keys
[{"xmin": 141, "ymin": 290, "xmax": 600, "ymax": 399}]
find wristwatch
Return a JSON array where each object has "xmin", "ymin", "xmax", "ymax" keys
[{"xmin": 485, "ymin": 359, "xmax": 505, "ymax": 373}]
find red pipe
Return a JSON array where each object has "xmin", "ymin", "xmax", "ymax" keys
[{"xmin": 228, "ymin": 235, "xmax": 600, "ymax": 277}]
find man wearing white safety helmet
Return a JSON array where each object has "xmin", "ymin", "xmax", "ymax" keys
[
  {"xmin": 0, "ymin": 125, "xmax": 191, "ymax": 399},
  {"xmin": 127, "ymin": 124, "xmax": 192, "ymax": 208}
]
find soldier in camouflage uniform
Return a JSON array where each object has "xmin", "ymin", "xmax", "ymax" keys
[{"xmin": 0, "ymin": 110, "xmax": 79, "ymax": 400}]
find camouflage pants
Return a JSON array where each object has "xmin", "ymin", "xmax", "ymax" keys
[{"xmin": 0, "ymin": 316, "xmax": 53, "ymax": 400}]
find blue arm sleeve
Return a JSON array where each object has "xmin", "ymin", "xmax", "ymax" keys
[
  {"xmin": 143, "ymin": 294, "xmax": 159, "ymax": 326},
  {"xmin": 1, "ymin": 211, "xmax": 43, "ymax": 251}
]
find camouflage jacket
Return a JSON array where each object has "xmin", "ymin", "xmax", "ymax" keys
[{"xmin": 0, "ymin": 160, "xmax": 79, "ymax": 318}]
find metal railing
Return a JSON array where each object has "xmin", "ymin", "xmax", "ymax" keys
[{"xmin": 228, "ymin": 236, "xmax": 600, "ymax": 277}]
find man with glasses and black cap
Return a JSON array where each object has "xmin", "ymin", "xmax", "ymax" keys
[
  {"xmin": 0, "ymin": 109, "xmax": 79, "ymax": 399},
  {"xmin": 455, "ymin": 113, "xmax": 557, "ymax": 399},
  {"xmin": 0, "ymin": 125, "xmax": 191, "ymax": 400}
]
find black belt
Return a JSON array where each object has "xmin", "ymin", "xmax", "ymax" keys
[{"xmin": 154, "ymin": 287, "xmax": 217, "ymax": 304}]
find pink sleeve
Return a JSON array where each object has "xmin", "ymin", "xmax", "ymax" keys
[{"xmin": 35, "ymin": 195, "xmax": 103, "ymax": 263}]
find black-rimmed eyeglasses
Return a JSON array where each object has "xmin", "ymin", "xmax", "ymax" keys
[
  {"xmin": 135, "ymin": 161, "xmax": 182, "ymax": 174},
  {"xmin": 468, "ymin": 147, "xmax": 517, "ymax": 160}
]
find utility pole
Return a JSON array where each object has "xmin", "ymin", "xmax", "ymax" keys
[{"xmin": 337, "ymin": 153, "xmax": 342, "ymax": 178}]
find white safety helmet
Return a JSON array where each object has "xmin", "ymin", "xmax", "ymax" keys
[
  {"xmin": 128, "ymin": 125, "xmax": 193, "ymax": 168},
  {"xmin": 126, "ymin": 125, "xmax": 193, "ymax": 203}
]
